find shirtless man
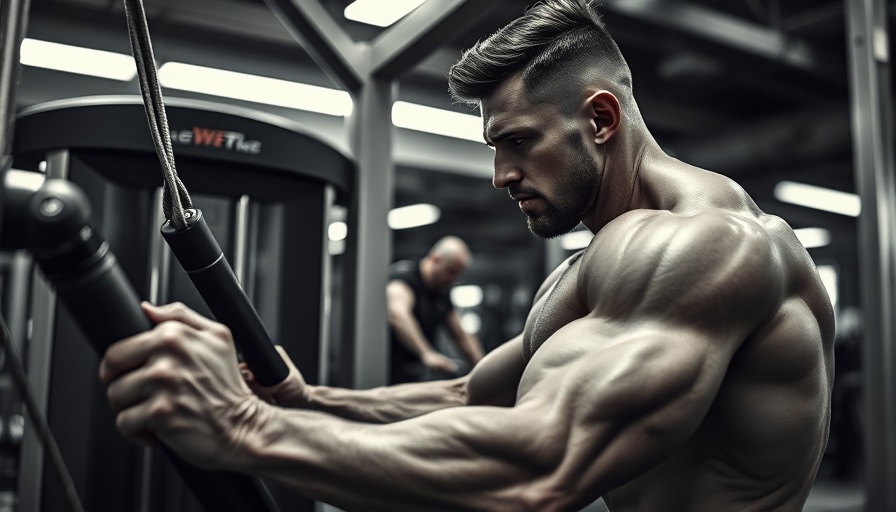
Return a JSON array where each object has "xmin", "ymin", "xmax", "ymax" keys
[{"xmin": 100, "ymin": 0, "xmax": 835, "ymax": 510}]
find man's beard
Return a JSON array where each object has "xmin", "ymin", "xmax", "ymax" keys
[{"xmin": 527, "ymin": 138, "xmax": 600, "ymax": 238}]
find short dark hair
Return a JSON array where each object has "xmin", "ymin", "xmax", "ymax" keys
[{"xmin": 448, "ymin": 0, "xmax": 632, "ymax": 115}]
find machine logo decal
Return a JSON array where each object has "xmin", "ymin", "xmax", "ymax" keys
[{"xmin": 171, "ymin": 127, "xmax": 263, "ymax": 155}]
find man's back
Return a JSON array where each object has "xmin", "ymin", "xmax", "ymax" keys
[{"xmin": 516, "ymin": 165, "xmax": 834, "ymax": 511}]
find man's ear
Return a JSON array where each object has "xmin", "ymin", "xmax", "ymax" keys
[{"xmin": 585, "ymin": 91, "xmax": 621, "ymax": 145}]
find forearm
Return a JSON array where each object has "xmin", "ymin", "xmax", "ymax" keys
[
  {"xmin": 390, "ymin": 313, "xmax": 437, "ymax": 358},
  {"xmin": 304, "ymin": 378, "xmax": 467, "ymax": 423},
  {"xmin": 237, "ymin": 401, "xmax": 553, "ymax": 512}
]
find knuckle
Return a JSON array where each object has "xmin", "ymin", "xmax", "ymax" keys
[
  {"xmin": 156, "ymin": 322, "xmax": 189, "ymax": 350},
  {"xmin": 156, "ymin": 321, "xmax": 182, "ymax": 339},
  {"xmin": 148, "ymin": 360, "xmax": 181, "ymax": 386},
  {"xmin": 209, "ymin": 323, "xmax": 232, "ymax": 341},
  {"xmin": 149, "ymin": 398, "xmax": 175, "ymax": 420}
]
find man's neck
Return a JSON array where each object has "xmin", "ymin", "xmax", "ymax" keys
[{"xmin": 582, "ymin": 124, "xmax": 667, "ymax": 234}]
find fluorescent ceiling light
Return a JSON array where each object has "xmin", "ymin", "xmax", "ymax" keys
[
  {"xmin": 392, "ymin": 101, "xmax": 482, "ymax": 143},
  {"xmin": 344, "ymin": 0, "xmax": 427, "ymax": 27},
  {"xmin": 793, "ymin": 227, "xmax": 830, "ymax": 249},
  {"xmin": 388, "ymin": 203, "xmax": 440, "ymax": 230},
  {"xmin": 20, "ymin": 38, "xmax": 136, "ymax": 81},
  {"xmin": 774, "ymin": 181, "xmax": 861, "ymax": 217},
  {"xmin": 459, "ymin": 311, "xmax": 482, "ymax": 334},
  {"xmin": 451, "ymin": 285, "xmax": 484, "ymax": 308},
  {"xmin": 5, "ymin": 169, "xmax": 46, "ymax": 190},
  {"xmin": 328, "ymin": 221, "xmax": 348, "ymax": 241},
  {"xmin": 158, "ymin": 62, "xmax": 353, "ymax": 117},
  {"xmin": 329, "ymin": 239, "xmax": 346, "ymax": 256},
  {"xmin": 559, "ymin": 230, "xmax": 594, "ymax": 250}
]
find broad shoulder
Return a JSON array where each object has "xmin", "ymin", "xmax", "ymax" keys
[
  {"xmin": 385, "ymin": 279, "xmax": 415, "ymax": 308},
  {"xmin": 579, "ymin": 209, "xmax": 788, "ymax": 334}
]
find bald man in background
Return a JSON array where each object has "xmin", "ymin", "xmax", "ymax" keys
[{"xmin": 386, "ymin": 236, "xmax": 485, "ymax": 384}]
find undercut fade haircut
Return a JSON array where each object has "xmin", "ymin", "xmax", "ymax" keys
[{"xmin": 448, "ymin": 0, "xmax": 633, "ymax": 116}]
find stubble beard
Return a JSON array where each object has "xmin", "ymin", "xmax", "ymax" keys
[{"xmin": 527, "ymin": 139, "xmax": 600, "ymax": 239}]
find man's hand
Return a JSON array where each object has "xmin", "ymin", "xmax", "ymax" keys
[
  {"xmin": 240, "ymin": 346, "xmax": 310, "ymax": 408},
  {"xmin": 421, "ymin": 351, "xmax": 458, "ymax": 374},
  {"xmin": 99, "ymin": 302, "xmax": 269, "ymax": 470}
]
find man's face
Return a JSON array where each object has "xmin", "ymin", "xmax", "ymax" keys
[
  {"xmin": 482, "ymin": 76, "xmax": 600, "ymax": 239},
  {"xmin": 431, "ymin": 255, "xmax": 467, "ymax": 290}
]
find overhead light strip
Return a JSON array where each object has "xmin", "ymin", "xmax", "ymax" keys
[
  {"xmin": 150, "ymin": 63, "xmax": 485, "ymax": 143},
  {"xmin": 157, "ymin": 62, "xmax": 353, "ymax": 117},
  {"xmin": 388, "ymin": 203, "xmax": 441, "ymax": 230},
  {"xmin": 774, "ymin": 181, "xmax": 861, "ymax": 217},
  {"xmin": 20, "ymin": 38, "xmax": 137, "ymax": 81},
  {"xmin": 392, "ymin": 101, "xmax": 482, "ymax": 143},
  {"xmin": 793, "ymin": 227, "xmax": 831, "ymax": 249},
  {"xmin": 344, "ymin": 0, "xmax": 428, "ymax": 27},
  {"xmin": 329, "ymin": 205, "xmax": 443, "ymax": 233},
  {"xmin": 451, "ymin": 285, "xmax": 484, "ymax": 308}
]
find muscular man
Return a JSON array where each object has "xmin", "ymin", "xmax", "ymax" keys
[
  {"xmin": 387, "ymin": 236, "xmax": 484, "ymax": 384},
  {"xmin": 100, "ymin": 1, "xmax": 834, "ymax": 510}
]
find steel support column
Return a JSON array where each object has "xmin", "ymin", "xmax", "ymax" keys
[
  {"xmin": 845, "ymin": 1, "xmax": 896, "ymax": 509},
  {"xmin": 0, "ymin": 0, "xmax": 31, "ymax": 163},
  {"xmin": 341, "ymin": 70, "xmax": 394, "ymax": 388},
  {"xmin": 258, "ymin": 0, "xmax": 506, "ymax": 390}
]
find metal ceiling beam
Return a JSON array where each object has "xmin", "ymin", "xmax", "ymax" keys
[
  {"xmin": 601, "ymin": 0, "xmax": 843, "ymax": 85},
  {"xmin": 669, "ymin": 104, "xmax": 852, "ymax": 176},
  {"xmin": 155, "ymin": 0, "xmax": 297, "ymax": 47},
  {"xmin": 260, "ymin": 0, "xmax": 364, "ymax": 92},
  {"xmin": 370, "ymin": 0, "xmax": 508, "ymax": 80},
  {"xmin": 781, "ymin": 2, "xmax": 842, "ymax": 34}
]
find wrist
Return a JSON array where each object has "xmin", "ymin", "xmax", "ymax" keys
[
  {"xmin": 302, "ymin": 384, "xmax": 320, "ymax": 409},
  {"xmin": 223, "ymin": 396, "xmax": 276, "ymax": 472}
]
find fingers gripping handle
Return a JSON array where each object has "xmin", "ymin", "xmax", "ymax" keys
[
  {"xmin": 160, "ymin": 209, "xmax": 289, "ymax": 387},
  {"xmin": 22, "ymin": 180, "xmax": 280, "ymax": 512}
]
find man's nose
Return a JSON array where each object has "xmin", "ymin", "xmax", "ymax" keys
[{"xmin": 492, "ymin": 154, "xmax": 521, "ymax": 189}]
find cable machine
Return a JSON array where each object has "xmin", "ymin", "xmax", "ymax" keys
[{"xmin": 6, "ymin": 96, "xmax": 352, "ymax": 511}]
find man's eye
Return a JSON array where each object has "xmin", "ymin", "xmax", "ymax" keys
[{"xmin": 511, "ymin": 137, "xmax": 527, "ymax": 147}]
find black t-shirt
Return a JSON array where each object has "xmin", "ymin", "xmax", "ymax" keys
[{"xmin": 387, "ymin": 259, "xmax": 453, "ymax": 383}]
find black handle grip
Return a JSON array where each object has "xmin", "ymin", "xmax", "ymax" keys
[
  {"xmin": 24, "ymin": 180, "xmax": 281, "ymax": 512},
  {"xmin": 161, "ymin": 209, "xmax": 289, "ymax": 387},
  {"xmin": 25, "ymin": 180, "xmax": 153, "ymax": 350},
  {"xmin": 50, "ymin": 256, "xmax": 280, "ymax": 511}
]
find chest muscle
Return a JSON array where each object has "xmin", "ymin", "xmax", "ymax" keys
[{"xmin": 522, "ymin": 260, "xmax": 588, "ymax": 360}]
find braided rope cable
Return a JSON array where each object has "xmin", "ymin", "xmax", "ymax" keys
[{"xmin": 122, "ymin": 0, "xmax": 192, "ymax": 230}]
